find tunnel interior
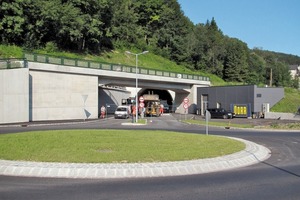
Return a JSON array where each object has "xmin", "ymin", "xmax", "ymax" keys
[{"xmin": 139, "ymin": 89, "xmax": 173, "ymax": 106}]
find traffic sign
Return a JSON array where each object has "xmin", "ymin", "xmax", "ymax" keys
[
  {"xmin": 139, "ymin": 102, "xmax": 145, "ymax": 108},
  {"xmin": 183, "ymin": 97, "xmax": 189, "ymax": 104},
  {"xmin": 139, "ymin": 96, "xmax": 144, "ymax": 102},
  {"xmin": 183, "ymin": 103, "xmax": 189, "ymax": 109}
]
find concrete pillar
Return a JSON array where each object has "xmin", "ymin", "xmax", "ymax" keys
[
  {"xmin": 174, "ymin": 85, "xmax": 208, "ymax": 114},
  {"xmin": 173, "ymin": 92, "xmax": 190, "ymax": 114}
]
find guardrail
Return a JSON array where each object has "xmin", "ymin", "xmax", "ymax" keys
[
  {"xmin": 0, "ymin": 58, "xmax": 28, "ymax": 69},
  {"xmin": 11, "ymin": 53, "xmax": 209, "ymax": 81}
]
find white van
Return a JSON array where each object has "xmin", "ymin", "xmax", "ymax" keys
[{"xmin": 114, "ymin": 106, "xmax": 130, "ymax": 119}]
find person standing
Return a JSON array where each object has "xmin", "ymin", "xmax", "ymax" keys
[
  {"xmin": 160, "ymin": 103, "xmax": 164, "ymax": 115},
  {"xmin": 131, "ymin": 105, "xmax": 136, "ymax": 123},
  {"xmin": 100, "ymin": 105, "xmax": 106, "ymax": 119}
]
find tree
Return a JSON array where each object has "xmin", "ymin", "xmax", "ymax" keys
[
  {"xmin": 291, "ymin": 77, "xmax": 299, "ymax": 89},
  {"xmin": 55, "ymin": 0, "xmax": 112, "ymax": 52},
  {"xmin": 1, "ymin": 0, "xmax": 297, "ymax": 87},
  {"xmin": 160, "ymin": 0, "xmax": 194, "ymax": 63},
  {"xmin": 272, "ymin": 62, "xmax": 292, "ymax": 87},
  {"xmin": 223, "ymin": 38, "xmax": 249, "ymax": 82},
  {"xmin": 22, "ymin": 0, "xmax": 62, "ymax": 48},
  {"xmin": 110, "ymin": 0, "xmax": 141, "ymax": 47},
  {"xmin": 0, "ymin": 0, "xmax": 26, "ymax": 44},
  {"xmin": 193, "ymin": 18, "xmax": 226, "ymax": 77},
  {"xmin": 246, "ymin": 52, "xmax": 267, "ymax": 84}
]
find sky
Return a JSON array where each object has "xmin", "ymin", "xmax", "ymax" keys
[{"xmin": 178, "ymin": 0, "xmax": 300, "ymax": 57}]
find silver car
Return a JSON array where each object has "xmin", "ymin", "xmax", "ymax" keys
[{"xmin": 114, "ymin": 106, "xmax": 130, "ymax": 119}]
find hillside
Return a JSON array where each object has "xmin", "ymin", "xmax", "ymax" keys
[
  {"xmin": 1, "ymin": 44, "xmax": 299, "ymax": 113},
  {"xmin": 1, "ymin": 0, "xmax": 297, "ymax": 88},
  {"xmin": 0, "ymin": 44, "xmax": 225, "ymax": 86},
  {"xmin": 253, "ymin": 48, "xmax": 300, "ymax": 65}
]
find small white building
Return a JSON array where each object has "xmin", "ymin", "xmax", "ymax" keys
[{"xmin": 289, "ymin": 65, "xmax": 300, "ymax": 79}]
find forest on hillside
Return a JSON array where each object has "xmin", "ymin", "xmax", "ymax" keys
[{"xmin": 1, "ymin": 0, "xmax": 300, "ymax": 88}]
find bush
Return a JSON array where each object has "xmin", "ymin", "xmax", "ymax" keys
[{"xmin": 44, "ymin": 42, "xmax": 59, "ymax": 53}]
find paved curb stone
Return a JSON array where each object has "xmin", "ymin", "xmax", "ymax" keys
[{"xmin": 0, "ymin": 137, "xmax": 271, "ymax": 179}]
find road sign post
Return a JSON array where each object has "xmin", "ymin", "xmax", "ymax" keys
[
  {"xmin": 205, "ymin": 110, "xmax": 211, "ymax": 135},
  {"xmin": 139, "ymin": 102, "xmax": 145, "ymax": 119}
]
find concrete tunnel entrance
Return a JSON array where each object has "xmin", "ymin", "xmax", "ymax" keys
[
  {"xmin": 139, "ymin": 89, "xmax": 173, "ymax": 112},
  {"xmin": 98, "ymin": 87, "xmax": 175, "ymax": 114}
]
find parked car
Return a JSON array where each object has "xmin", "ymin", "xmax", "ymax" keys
[
  {"xmin": 160, "ymin": 100, "xmax": 170, "ymax": 113},
  {"xmin": 114, "ymin": 106, "xmax": 130, "ymax": 119},
  {"xmin": 206, "ymin": 108, "xmax": 233, "ymax": 119}
]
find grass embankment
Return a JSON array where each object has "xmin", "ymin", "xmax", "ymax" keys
[
  {"xmin": 0, "ymin": 44, "xmax": 225, "ymax": 86},
  {"xmin": 267, "ymin": 122, "xmax": 300, "ymax": 130},
  {"xmin": 0, "ymin": 130, "xmax": 245, "ymax": 163},
  {"xmin": 185, "ymin": 119, "xmax": 300, "ymax": 130},
  {"xmin": 1, "ymin": 44, "xmax": 298, "ymax": 112},
  {"xmin": 271, "ymin": 87, "xmax": 300, "ymax": 113},
  {"xmin": 184, "ymin": 120, "xmax": 254, "ymax": 129},
  {"xmin": 0, "ymin": 45, "xmax": 23, "ymax": 58}
]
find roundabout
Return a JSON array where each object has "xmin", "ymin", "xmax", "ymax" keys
[
  {"xmin": 0, "ymin": 135, "xmax": 270, "ymax": 179},
  {"xmin": 0, "ymin": 114, "xmax": 299, "ymax": 200}
]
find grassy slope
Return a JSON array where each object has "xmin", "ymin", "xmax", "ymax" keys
[
  {"xmin": 1, "ymin": 44, "xmax": 298, "ymax": 112},
  {"xmin": 271, "ymin": 88, "xmax": 300, "ymax": 113},
  {"xmin": 0, "ymin": 45, "xmax": 225, "ymax": 85},
  {"xmin": 0, "ymin": 45, "xmax": 23, "ymax": 58}
]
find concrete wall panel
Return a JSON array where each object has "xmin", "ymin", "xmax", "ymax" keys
[
  {"xmin": 0, "ymin": 68, "xmax": 29, "ymax": 124},
  {"xmin": 30, "ymin": 71, "xmax": 98, "ymax": 121}
]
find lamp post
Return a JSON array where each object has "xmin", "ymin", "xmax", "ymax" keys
[{"xmin": 125, "ymin": 50, "xmax": 149, "ymax": 123}]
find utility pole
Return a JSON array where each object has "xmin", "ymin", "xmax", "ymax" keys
[
  {"xmin": 125, "ymin": 50, "xmax": 149, "ymax": 123},
  {"xmin": 269, "ymin": 68, "xmax": 273, "ymax": 87}
]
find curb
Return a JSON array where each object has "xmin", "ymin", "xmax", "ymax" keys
[{"xmin": 0, "ymin": 137, "xmax": 271, "ymax": 179}]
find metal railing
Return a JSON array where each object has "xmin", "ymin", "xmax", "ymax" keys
[
  {"xmin": 22, "ymin": 52, "xmax": 210, "ymax": 81},
  {"xmin": 0, "ymin": 58, "xmax": 28, "ymax": 70}
]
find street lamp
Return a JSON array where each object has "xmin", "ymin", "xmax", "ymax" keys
[{"xmin": 125, "ymin": 50, "xmax": 149, "ymax": 123}]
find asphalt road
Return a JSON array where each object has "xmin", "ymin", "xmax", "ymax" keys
[{"xmin": 0, "ymin": 114, "xmax": 300, "ymax": 200}]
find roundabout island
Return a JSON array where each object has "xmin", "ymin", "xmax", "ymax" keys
[{"xmin": 0, "ymin": 129, "xmax": 270, "ymax": 179}]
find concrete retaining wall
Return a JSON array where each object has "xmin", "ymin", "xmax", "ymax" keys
[
  {"xmin": 0, "ymin": 68, "xmax": 29, "ymax": 124},
  {"xmin": 98, "ymin": 87, "xmax": 131, "ymax": 114},
  {"xmin": 30, "ymin": 71, "xmax": 98, "ymax": 121}
]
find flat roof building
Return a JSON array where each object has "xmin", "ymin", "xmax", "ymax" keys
[{"xmin": 197, "ymin": 85, "xmax": 284, "ymax": 118}]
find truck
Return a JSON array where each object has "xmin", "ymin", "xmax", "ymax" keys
[
  {"xmin": 121, "ymin": 94, "xmax": 161, "ymax": 117},
  {"xmin": 143, "ymin": 94, "xmax": 161, "ymax": 117}
]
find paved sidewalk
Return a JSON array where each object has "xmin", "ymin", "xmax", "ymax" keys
[{"xmin": 0, "ymin": 137, "xmax": 270, "ymax": 179}]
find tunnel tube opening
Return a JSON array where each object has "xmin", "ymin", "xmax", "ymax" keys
[{"xmin": 139, "ymin": 89, "xmax": 173, "ymax": 112}]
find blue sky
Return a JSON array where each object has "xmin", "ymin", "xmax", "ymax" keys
[{"xmin": 178, "ymin": 0, "xmax": 300, "ymax": 57}]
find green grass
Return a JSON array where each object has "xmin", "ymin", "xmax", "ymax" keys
[
  {"xmin": 0, "ymin": 44, "xmax": 226, "ymax": 85},
  {"xmin": 184, "ymin": 120, "xmax": 254, "ymax": 129},
  {"xmin": 88, "ymin": 49, "xmax": 226, "ymax": 86},
  {"xmin": 0, "ymin": 45, "xmax": 23, "ymax": 58},
  {"xmin": 0, "ymin": 130, "xmax": 245, "ymax": 163},
  {"xmin": 271, "ymin": 87, "xmax": 300, "ymax": 113},
  {"xmin": 185, "ymin": 119, "xmax": 300, "ymax": 130},
  {"xmin": 266, "ymin": 122, "xmax": 300, "ymax": 130}
]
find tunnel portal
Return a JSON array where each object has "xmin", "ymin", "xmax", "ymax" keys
[{"xmin": 139, "ymin": 89, "xmax": 173, "ymax": 107}]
